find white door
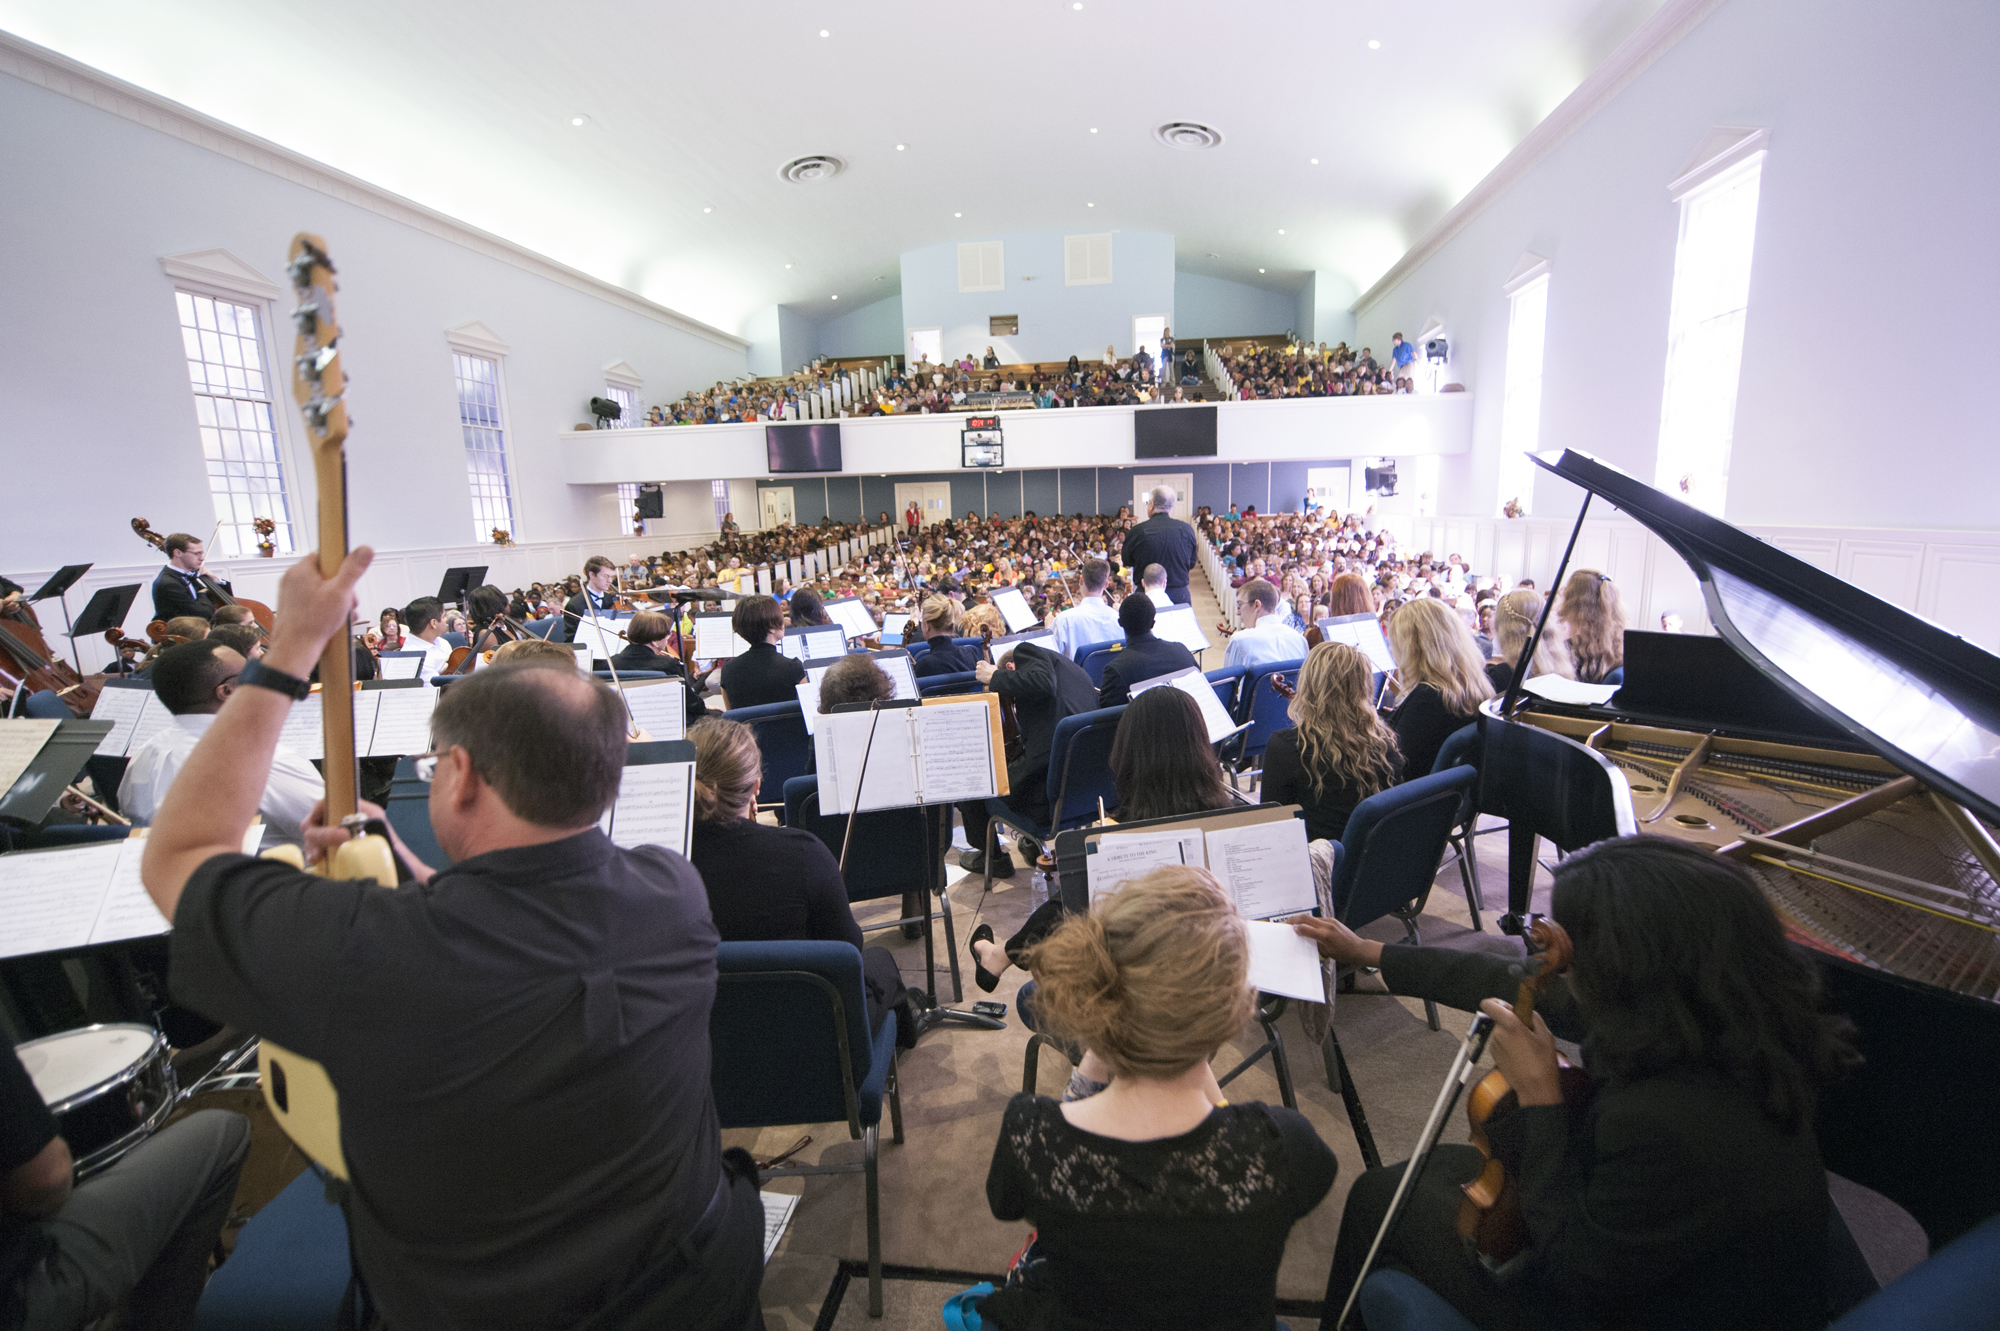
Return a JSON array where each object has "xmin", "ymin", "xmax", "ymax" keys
[
  {"xmin": 1306, "ymin": 464, "xmax": 1351, "ymax": 516},
  {"xmin": 1132, "ymin": 314, "xmax": 1167, "ymax": 362},
  {"xmin": 759, "ymin": 487, "xmax": 795, "ymax": 529},
  {"xmin": 906, "ymin": 327, "xmax": 943, "ymax": 370},
  {"xmin": 1133, "ymin": 473, "xmax": 1193, "ymax": 516},
  {"xmin": 893, "ymin": 482, "xmax": 953, "ymax": 529}
]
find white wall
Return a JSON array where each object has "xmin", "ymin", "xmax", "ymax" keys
[
  {"xmin": 818, "ymin": 292, "xmax": 904, "ymax": 359},
  {"xmin": 0, "ymin": 67, "xmax": 750, "ymax": 583},
  {"xmin": 899, "ymin": 230, "xmax": 1175, "ymax": 364},
  {"xmin": 1354, "ymin": 0, "xmax": 2000, "ymax": 532},
  {"xmin": 1173, "ymin": 272, "xmax": 1296, "ymax": 341}
]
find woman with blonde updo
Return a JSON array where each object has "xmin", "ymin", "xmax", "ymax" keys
[
  {"xmin": 1386, "ymin": 596, "xmax": 1496, "ymax": 779},
  {"xmin": 910, "ymin": 596, "xmax": 976, "ymax": 677},
  {"xmin": 1558, "ymin": 568, "xmax": 1628, "ymax": 683},
  {"xmin": 979, "ymin": 867, "xmax": 1336, "ymax": 1330},
  {"xmin": 1262, "ymin": 641, "xmax": 1402, "ymax": 842},
  {"xmin": 685, "ymin": 718, "xmax": 915, "ymax": 1046},
  {"xmin": 1485, "ymin": 587, "xmax": 1574, "ymax": 694}
]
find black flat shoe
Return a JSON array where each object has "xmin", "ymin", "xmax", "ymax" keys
[
  {"xmin": 960, "ymin": 849, "xmax": 1015, "ymax": 878},
  {"xmin": 969, "ymin": 923, "xmax": 1003, "ymax": 993}
]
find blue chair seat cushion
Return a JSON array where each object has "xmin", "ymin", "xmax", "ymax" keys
[{"xmin": 195, "ymin": 1169, "xmax": 351, "ymax": 1329}]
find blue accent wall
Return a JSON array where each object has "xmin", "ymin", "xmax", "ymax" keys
[
  {"xmin": 949, "ymin": 475, "xmax": 986, "ymax": 519},
  {"xmin": 989, "ymin": 473, "xmax": 1024, "ymax": 519},
  {"xmin": 1190, "ymin": 463, "xmax": 1231, "ymax": 516},
  {"xmin": 1022, "ymin": 468, "xmax": 1059, "ymax": 517},
  {"xmin": 826, "ymin": 476, "xmax": 864, "ymax": 524},
  {"xmin": 1056, "ymin": 469, "xmax": 1097, "ymax": 515},
  {"xmin": 1173, "ymin": 270, "xmax": 1298, "ymax": 341},
  {"xmin": 1229, "ymin": 462, "xmax": 1270, "ymax": 514},
  {"xmin": 1270, "ymin": 461, "xmax": 1312, "ymax": 515},
  {"xmin": 861, "ymin": 475, "xmax": 898, "ymax": 522}
]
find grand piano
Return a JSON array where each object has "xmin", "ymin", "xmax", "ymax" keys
[{"xmin": 1485, "ymin": 448, "xmax": 2000, "ymax": 1251}]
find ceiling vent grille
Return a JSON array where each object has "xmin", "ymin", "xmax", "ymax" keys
[
  {"xmin": 779, "ymin": 155, "xmax": 845, "ymax": 183},
  {"xmin": 1152, "ymin": 122, "xmax": 1223, "ymax": 151}
]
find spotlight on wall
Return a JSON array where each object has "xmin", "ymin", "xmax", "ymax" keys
[{"xmin": 1425, "ymin": 337, "xmax": 1449, "ymax": 364}]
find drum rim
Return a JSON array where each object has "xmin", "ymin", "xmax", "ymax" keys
[{"xmin": 14, "ymin": 1022, "xmax": 170, "ymax": 1116}]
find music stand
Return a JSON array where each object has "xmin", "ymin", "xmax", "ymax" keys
[
  {"xmin": 27, "ymin": 565, "xmax": 94, "ymax": 672},
  {"xmin": 65, "ymin": 584, "xmax": 141, "ymax": 673},
  {"xmin": 437, "ymin": 566, "xmax": 487, "ymax": 607}
]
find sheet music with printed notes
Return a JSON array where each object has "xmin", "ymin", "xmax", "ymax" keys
[
  {"xmin": 822, "ymin": 597, "xmax": 879, "ymax": 641},
  {"xmin": 376, "ymin": 651, "xmax": 425, "ymax": 680},
  {"xmin": 126, "ymin": 690, "xmax": 177, "ymax": 756},
  {"xmin": 694, "ymin": 614, "xmax": 750, "ymax": 660},
  {"xmin": 87, "ymin": 682, "xmax": 154, "ymax": 757},
  {"xmin": 813, "ymin": 698, "xmax": 1001, "ymax": 814},
  {"xmin": 0, "ymin": 841, "xmax": 127, "ymax": 958},
  {"xmin": 92, "ymin": 837, "xmax": 173, "ymax": 947},
  {"xmin": 276, "ymin": 691, "xmax": 326, "ymax": 762},
  {"xmin": 989, "ymin": 629, "xmax": 1054, "ymax": 667},
  {"xmin": 988, "ymin": 587, "xmax": 1039, "ymax": 634},
  {"xmin": 573, "ymin": 616, "xmax": 626, "ymax": 665},
  {"xmin": 1153, "ymin": 606, "xmax": 1213, "ymax": 654},
  {"xmin": 760, "ymin": 1190, "xmax": 799, "ymax": 1262},
  {"xmin": 619, "ymin": 679, "xmax": 687, "ymax": 742},
  {"xmin": 603, "ymin": 751, "xmax": 695, "ymax": 858},
  {"xmin": 1316, "ymin": 613, "xmax": 1395, "ymax": 674},
  {"xmin": 364, "ymin": 685, "xmax": 436, "ymax": 758},
  {"xmin": 1085, "ymin": 829, "xmax": 1207, "ymax": 903},
  {"xmin": 1129, "ymin": 667, "xmax": 1244, "ymax": 745},
  {"xmin": 1203, "ymin": 817, "xmax": 1317, "ymax": 919},
  {"xmin": 0, "ymin": 719, "xmax": 60, "ymax": 793}
]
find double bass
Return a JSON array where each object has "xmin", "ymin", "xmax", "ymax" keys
[
  {"xmin": 0, "ymin": 592, "xmax": 103, "ymax": 718},
  {"xmin": 130, "ymin": 518, "xmax": 276, "ymax": 638}
]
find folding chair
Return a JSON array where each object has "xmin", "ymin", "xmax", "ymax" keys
[
  {"xmin": 1203, "ymin": 665, "xmax": 1246, "ymax": 719},
  {"xmin": 1429, "ymin": 723, "xmax": 1491, "ymax": 930},
  {"xmin": 708, "ymin": 940, "xmax": 903, "ymax": 1317},
  {"xmin": 1226, "ymin": 658, "xmax": 1305, "ymax": 781},
  {"xmin": 1079, "ymin": 645, "xmax": 1123, "ymax": 687},
  {"xmin": 978, "ymin": 706, "xmax": 1126, "ymax": 897}
]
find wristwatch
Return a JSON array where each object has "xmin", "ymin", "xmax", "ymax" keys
[{"xmin": 237, "ymin": 658, "xmax": 312, "ymax": 701}]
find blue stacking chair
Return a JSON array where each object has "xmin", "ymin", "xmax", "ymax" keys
[
  {"xmin": 916, "ymin": 670, "xmax": 983, "ymax": 698},
  {"xmin": 1079, "ymin": 645, "xmax": 1124, "ymax": 687},
  {"xmin": 1203, "ymin": 665, "xmax": 1247, "ymax": 720},
  {"xmin": 31, "ymin": 824, "xmax": 130, "ymax": 849},
  {"xmin": 709, "ymin": 940, "xmax": 903, "ymax": 1317},
  {"xmin": 522, "ymin": 616, "xmax": 561, "ymax": 640},
  {"xmin": 194, "ymin": 1169, "xmax": 352, "ymax": 1329},
  {"xmin": 977, "ymin": 706, "xmax": 1126, "ymax": 894},
  {"xmin": 592, "ymin": 669, "xmax": 665, "ymax": 682},
  {"xmin": 1228, "ymin": 658, "xmax": 1305, "ymax": 778},
  {"xmin": 384, "ymin": 782, "xmax": 447, "ymax": 874},
  {"xmin": 721, "ymin": 701, "xmax": 813, "ymax": 817},
  {"xmin": 1325, "ymin": 767, "xmax": 1479, "ymax": 1033},
  {"xmin": 440, "ymin": 632, "xmax": 469, "ymax": 649},
  {"xmin": 22, "ymin": 690, "xmax": 69, "ymax": 719},
  {"xmin": 1072, "ymin": 636, "xmax": 1122, "ymax": 668},
  {"xmin": 905, "ymin": 640, "xmax": 930, "ymax": 661},
  {"xmin": 951, "ymin": 636, "xmax": 985, "ymax": 655},
  {"xmin": 1430, "ymin": 723, "xmax": 1493, "ymax": 930},
  {"xmin": 784, "ymin": 775, "xmax": 958, "ymax": 999}
]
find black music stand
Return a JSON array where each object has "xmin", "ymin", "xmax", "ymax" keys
[
  {"xmin": 27, "ymin": 565, "xmax": 93, "ymax": 673},
  {"xmin": 66, "ymin": 585, "xmax": 142, "ymax": 673},
  {"xmin": 437, "ymin": 566, "xmax": 487, "ymax": 607}
]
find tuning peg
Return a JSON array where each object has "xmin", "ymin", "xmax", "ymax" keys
[{"xmin": 292, "ymin": 302, "xmax": 319, "ymax": 337}]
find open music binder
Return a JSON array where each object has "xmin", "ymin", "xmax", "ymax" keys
[
  {"xmin": 597, "ymin": 739, "xmax": 696, "ymax": 858},
  {"xmin": 1128, "ymin": 666, "xmax": 1249, "ymax": 746},
  {"xmin": 618, "ymin": 678, "xmax": 688, "ymax": 742},
  {"xmin": 88, "ymin": 678, "xmax": 173, "ymax": 758},
  {"xmin": 988, "ymin": 587, "xmax": 1039, "ymax": 634},
  {"xmin": 1153, "ymin": 605, "xmax": 1213, "ymax": 654},
  {"xmin": 795, "ymin": 650, "xmax": 921, "ymax": 736},
  {"xmin": 812, "ymin": 695, "xmax": 1009, "ymax": 815},
  {"xmin": 1057, "ymin": 803, "xmax": 1324, "ymax": 1002},
  {"xmin": 693, "ymin": 612, "xmax": 750, "ymax": 660}
]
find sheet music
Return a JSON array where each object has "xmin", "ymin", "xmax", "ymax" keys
[
  {"xmin": 568, "ymin": 642, "xmax": 592, "ymax": 672},
  {"xmin": 88, "ymin": 685, "xmax": 153, "ymax": 757},
  {"xmin": 376, "ymin": 651, "xmax": 424, "ymax": 680},
  {"xmin": 0, "ymin": 842, "xmax": 124, "ymax": 959},
  {"xmin": 0, "ymin": 719, "xmax": 61, "ymax": 792},
  {"xmin": 1153, "ymin": 606, "xmax": 1212, "ymax": 653},
  {"xmin": 277, "ymin": 692, "xmax": 325, "ymax": 761},
  {"xmin": 620, "ymin": 680, "xmax": 687, "ymax": 742},
  {"xmin": 815, "ymin": 710, "xmax": 921, "ymax": 814},
  {"xmin": 912, "ymin": 701, "xmax": 997, "ymax": 803},
  {"xmin": 1204, "ymin": 818, "xmax": 1316, "ymax": 919},
  {"xmin": 795, "ymin": 679, "xmax": 824, "ymax": 735},
  {"xmin": 695, "ymin": 615, "xmax": 749, "ymax": 660},
  {"xmin": 573, "ymin": 617, "xmax": 625, "ymax": 664},
  {"xmin": 990, "ymin": 630, "xmax": 1053, "ymax": 666},
  {"xmin": 365, "ymin": 687, "xmax": 435, "ymax": 757},
  {"xmin": 1243, "ymin": 920, "xmax": 1326, "ymax": 1003},
  {"xmin": 1085, "ymin": 829, "xmax": 1206, "ymax": 903},
  {"xmin": 1316, "ymin": 614, "xmax": 1395, "ymax": 674},
  {"xmin": 824, "ymin": 598, "xmax": 879, "ymax": 640},
  {"xmin": 760, "ymin": 1190, "xmax": 800, "ymax": 1262},
  {"xmin": 1130, "ymin": 668, "xmax": 1242, "ymax": 745},
  {"xmin": 91, "ymin": 838, "xmax": 172, "ymax": 945},
  {"xmin": 605, "ymin": 762, "xmax": 694, "ymax": 858},
  {"xmin": 1523, "ymin": 675, "xmax": 1621, "ymax": 706},
  {"xmin": 878, "ymin": 653, "xmax": 919, "ymax": 701},
  {"xmin": 989, "ymin": 587, "xmax": 1038, "ymax": 634},
  {"xmin": 881, "ymin": 613, "xmax": 911, "ymax": 643}
]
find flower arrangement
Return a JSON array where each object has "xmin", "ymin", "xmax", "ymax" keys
[
  {"xmin": 491, "ymin": 527, "xmax": 514, "ymax": 547},
  {"xmin": 252, "ymin": 516, "xmax": 277, "ymax": 556}
]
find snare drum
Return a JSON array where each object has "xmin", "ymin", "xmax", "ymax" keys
[{"xmin": 15, "ymin": 1024, "xmax": 178, "ymax": 1179}]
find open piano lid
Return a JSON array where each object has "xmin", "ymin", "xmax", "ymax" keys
[{"xmin": 1532, "ymin": 449, "xmax": 2000, "ymax": 829}]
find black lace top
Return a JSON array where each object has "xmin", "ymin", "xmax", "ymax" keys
[{"xmin": 982, "ymin": 1094, "xmax": 1336, "ymax": 1330}]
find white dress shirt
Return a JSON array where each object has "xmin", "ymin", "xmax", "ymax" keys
[
  {"xmin": 1223, "ymin": 616, "xmax": 1311, "ymax": 671},
  {"xmin": 1146, "ymin": 588, "xmax": 1173, "ymax": 609},
  {"xmin": 1051, "ymin": 596, "xmax": 1122, "ymax": 660},
  {"xmin": 119, "ymin": 713, "xmax": 325, "ymax": 847},
  {"xmin": 413, "ymin": 634, "xmax": 456, "ymax": 681}
]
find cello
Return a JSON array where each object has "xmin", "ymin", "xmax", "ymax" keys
[
  {"xmin": 130, "ymin": 518, "xmax": 276, "ymax": 638},
  {"xmin": 0, "ymin": 601, "xmax": 103, "ymax": 718}
]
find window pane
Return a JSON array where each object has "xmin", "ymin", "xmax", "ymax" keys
[
  {"xmin": 175, "ymin": 291, "xmax": 292, "ymax": 556},
  {"xmin": 455, "ymin": 352, "xmax": 515, "ymax": 539}
]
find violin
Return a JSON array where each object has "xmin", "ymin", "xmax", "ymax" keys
[
  {"xmin": 131, "ymin": 518, "xmax": 276, "ymax": 637},
  {"xmin": 0, "ymin": 592, "xmax": 104, "ymax": 718},
  {"xmin": 1456, "ymin": 916, "xmax": 1592, "ymax": 1265}
]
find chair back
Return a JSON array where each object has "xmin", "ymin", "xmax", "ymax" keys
[
  {"xmin": 722, "ymin": 701, "xmax": 814, "ymax": 802},
  {"xmin": 951, "ymin": 636, "xmax": 985, "ymax": 654},
  {"xmin": 1203, "ymin": 666, "xmax": 1246, "ymax": 718},
  {"xmin": 783, "ymin": 776, "xmax": 941, "ymax": 905},
  {"xmin": 1236, "ymin": 659, "xmax": 1306, "ymax": 765},
  {"xmin": 34, "ymin": 824, "xmax": 130, "ymax": 848},
  {"xmin": 1329, "ymin": 767, "xmax": 1477, "ymax": 929},
  {"xmin": 916, "ymin": 671, "xmax": 983, "ymax": 698},
  {"xmin": 1073, "ymin": 637, "xmax": 1122, "ymax": 669},
  {"xmin": 592, "ymin": 669, "xmax": 665, "ymax": 681},
  {"xmin": 905, "ymin": 640, "xmax": 930, "ymax": 660},
  {"xmin": 1430, "ymin": 722, "xmax": 1480, "ymax": 775},
  {"xmin": 1046, "ymin": 706, "xmax": 1126, "ymax": 830},
  {"xmin": 523, "ymin": 617, "xmax": 561, "ymax": 640},
  {"xmin": 441, "ymin": 632, "xmax": 469, "ymax": 649},
  {"xmin": 1079, "ymin": 646, "xmax": 1122, "ymax": 687},
  {"xmin": 23, "ymin": 690, "xmax": 68, "ymax": 719},
  {"xmin": 384, "ymin": 789, "xmax": 447, "ymax": 874},
  {"xmin": 709, "ymin": 940, "xmax": 874, "ymax": 1133}
]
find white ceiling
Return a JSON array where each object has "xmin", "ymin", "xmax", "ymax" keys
[{"xmin": 0, "ymin": 0, "xmax": 1663, "ymax": 337}]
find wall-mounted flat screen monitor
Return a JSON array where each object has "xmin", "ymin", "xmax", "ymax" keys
[
  {"xmin": 766, "ymin": 422, "xmax": 843, "ymax": 474},
  {"xmin": 1133, "ymin": 405, "xmax": 1217, "ymax": 458}
]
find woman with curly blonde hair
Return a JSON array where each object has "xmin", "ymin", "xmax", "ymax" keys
[
  {"xmin": 1261, "ymin": 642, "xmax": 1402, "ymax": 842},
  {"xmin": 1485, "ymin": 587, "xmax": 1574, "ymax": 694},
  {"xmin": 1386, "ymin": 595, "xmax": 1495, "ymax": 778},
  {"xmin": 1559, "ymin": 568, "xmax": 1628, "ymax": 683}
]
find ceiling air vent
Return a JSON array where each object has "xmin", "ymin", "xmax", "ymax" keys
[
  {"xmin": 778, "ymin": 155, "xmax": 845, "ymax": 183},
  {"xmin": 1152, "ymin": 122, "xmax": 1223, "ymax": 151}
]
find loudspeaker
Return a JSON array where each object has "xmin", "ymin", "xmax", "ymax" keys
[
  {"xmin": 1424, "ymin": 338, "xmax": 1448, "ymax": 364},
  {"xmin": 635, "ymin": 483, "xmax": 664, "ymax": 519},
  {"xmin": 1364, "ymin": 464, "xmax": 1398, "ymax": 497},
  {"xmin": 589, "ymin": 395, "xmax": 623, "ymax": 425}
]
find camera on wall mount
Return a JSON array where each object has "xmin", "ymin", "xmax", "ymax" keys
[
  {"xmin": 589, "ymin": 396, "xmax": 623, "ymax": 428},
  {"xmin": 1424, "ymin": 338, "xmax": 1448, "ymax": 364},
  {"xmin": 1364, "ymin": 461, "xmax": 1398, "ymax": 497}
]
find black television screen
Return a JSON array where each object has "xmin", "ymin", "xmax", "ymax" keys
[
  {"xmin": 766, "ymin": 422, "xmax": 843, "ymax": 473},
  {"xmin": 1133, "ymin": 405, "xmax": 1217, "ymax": 459}
]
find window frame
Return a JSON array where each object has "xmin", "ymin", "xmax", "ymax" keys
[
  {"xmin": 446, "ymin": 327, "xmax": 521, "ymax": 542},
  {"xmin": 1496, "ymin": 258, "xmax": 1552, "ymax": 517}
]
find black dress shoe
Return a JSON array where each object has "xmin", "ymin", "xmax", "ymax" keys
[{"xmin": 960, "ymin": 849, "xmax": 1015, "ymax": 878}]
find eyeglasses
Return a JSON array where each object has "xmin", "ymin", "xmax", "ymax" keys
[{"xmin": 411, "ymin": 750, "xmax": 442, "ymax": 782}]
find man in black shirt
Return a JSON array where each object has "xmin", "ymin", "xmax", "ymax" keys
[
  {"xmin": 959, "ymin": 640, "xmax": 1099, "ymax": 877},
  {"xmin": 1119, "ymin": 487, "xmax": 1199, "ymax": 605},
  {"xmin": 2, "ymin": 1044, "xmax": 248, "ymax": 1328},
  {"xmin": 1097, "ymin": 595, "xmax": 1198, "ymax": 707},
  {"xmin": 149, "ymin": 532, "xmax": 227, "ymax": 623},
  {"xmin": 139, "ymin": 546, "xmax": 762, "ymax": 1330}
]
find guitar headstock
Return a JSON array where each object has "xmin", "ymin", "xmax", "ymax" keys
[
  {"xmin": 130, "ymin": 518, "xmax": 166, "ymax": 551},
  {"xmin": 285, "ymin": 233, "xmax": 348, "ymax": 456}
]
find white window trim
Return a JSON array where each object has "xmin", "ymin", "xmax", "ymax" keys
[
  {"xmin": 603, "ymin": 359, "xmax": 643, "ymax": 390},
  {"xmin": 446, "ymin": 320, "xmax": 511, "ymax": 358},
  {"xmin": 1496, "ymin": 262, "xmax": 1552, "ymax": 517},
  {"xmin": 1669, "ymin": 126, "xmax": 1769, "ymax": 202},
  {"xmin": 1501, "ymin": 251, "xmax": 1552, "ymax": 298},
  {"xmin": 1064, "ymin": 233, "xmax": 1114, "ymax": 286},
  {"xmin": 161, "ymin": 249, "xmax": 311, "ymax": 551},
  {"xmin": 446, "ymin": 327, "xmax": 522, "ymax": 539}
]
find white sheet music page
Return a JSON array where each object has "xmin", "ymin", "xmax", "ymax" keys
[
  {"xmin": 575, "ymin": 617, "xmax": 624, "ymax": 663},
  {"xmin": 0, "ymin": 841, "xmax": 123, "ymax": 958},
  {"xmin": 620, "ymin": 680, "xmax": 687, "ymax": 742},
  {"xmin": 607, "ymin": 762, "xmax": 695, "ymax": 858},
  {"xmin": 126, "ymin": 691, "xmax": 178, "ymax": 756},
  {"xmin": 87, "ymin": 687, "xmax": 152, "ymax": 757},
  {"xmin": 694, "ymin": 616, "xmax": 749, "ymax": 660},
  {"xmin": 1204, "ymin": 818, "xmax": 1316, "ymax": 920},
  {"xmin": 912, "ymin": 702, "xmax": 998, "ymax": 803},
  {"xmin": 1130, "ymin": 668, "xmax": 1240, "ymax": 745},
  {"xmin": 989, "ymin": 587, "xmax": 1039, "ymax": 634},
  {"xmin": 1242, "ymin": 919, "xmax": 1327, "ymax": 1003},
  {"xmin": 276, "ymin": 692, "xmax": 326, "ymax": 762},
  {"xmin": 878, "ymin": 654, "xmax": 920, "ymax": 701},
  {"xmin": 376, "ymin": 652, "xmax": 424, "ymax": 680},
  {"xmin": 813, "ymin": 710, "xmax": 921, "ymax": 814},
  {"xmin": 1153, "ymin": 606, "xmax": 1212, "ymax": 654},
  {"xmin": 0, "ymin": 719, "xmax": 61, "ymax": 792},
  {"xmin": 366, "ymin": 688, "xmax": 435, "ymax": 757},
  {"xmin": 1085, "ymin": 829, "xmax": 1206, "ymax": 904},
  {"xmin": 91, "ymin": 837, "xmax": 172, "ymax": 945},
  {"xmin": 795, "ymin": 680, "xmax": 823, "ymax": 735}
]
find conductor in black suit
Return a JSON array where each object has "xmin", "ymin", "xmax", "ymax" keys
[
  {"xmin": 150, "ymin": 533, "xmax": 229, "ymax": 623},
  {"xmin": 1097, "ymin": 595, "xmax": 1198, "ymax": 707},
  {"xmin": 560, "ymin": 556, "xmax": 618, "ymax": 642},
  {"xmin": 1119, "ymin": 486, "xmax": 1198, "ymax": 605}
]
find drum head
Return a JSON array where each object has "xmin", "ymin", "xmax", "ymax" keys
[{"xmin": 15, "ymin": 1024, "xmax": 164, "ymax": 1110}]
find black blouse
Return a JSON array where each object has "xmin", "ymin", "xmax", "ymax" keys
[
  {"xmin": 1259, "ymin": 726, "xmax": 1400, "ymax": 843},
  {"xmin": 1389, "ymin": 682, "xmax": 1476, "ymax": 780},
  {"xmin": 718, "ymin": 642, "xmax": 806, "ymax": 710}
]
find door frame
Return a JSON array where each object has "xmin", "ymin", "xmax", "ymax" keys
[{"xmin": 759, "ymin": 486, "xmax": 795, "ymax": 529}]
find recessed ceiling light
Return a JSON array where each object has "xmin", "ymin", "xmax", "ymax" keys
[
  {"xmin": 954, "ymin": 211, "xmax": 962, "ymax": 218},
  {"xmin": 1367, "ymin": 38, "xmax": 1380, "ymax": 49},
  {"xmin": 703, "ymin": 206, "xmax": 713, "ymax": 213},
  {"xmin": 570, "ymin": 115, "xmax": 588, "ymax": 127},
  {"xmin": 1309, "ymin": 157, "xmax": 1319, "ymax": 165},
  {"xmin": 895, "ymin": 143, "xmax": 907, "ymax": 151},
  {"xmin": 1089, "ymin": 127, "xmax": 1098, "ymax": 134},
  {"xmin": 1277, "ymin": 228, "xmax": 1285, "ymax": 234},
  {"xmin": 820, "ymin": 28, "xmax": 830, "ymax": 37},
  {"xmin": 1087, "ymin": 202, "xmax": 1095, "ymax": 207},
  {"xmin": 1072, "ymin": 1, "xmax": 1083, "ymax": 8},
  {"xmin": 831, "ymin": 294, "xmax": 839, "ymax": 300},
  {"xmin": 784, "ymin": 263, "xmax": 793, "ymax": 268},
  {"xmin": 1259, "ymin": 268, "xmax": 1266, "ymax": 273}
]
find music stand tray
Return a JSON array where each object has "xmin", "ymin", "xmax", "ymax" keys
[
  {"xmin": 437, "ymin": 566, "xmax": 488, "ymax": 605},
  {"xmin": 29, "ymin": 564, "xmax": 91, "ymax": 603},
  {"xmin": 0, "ymin": 719, "xmax": 113, "ymax": 825},
  {"xmin": 67, "ymin": 585, "xmax": 141, "ymax": 638}
]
